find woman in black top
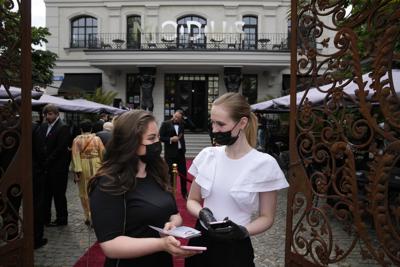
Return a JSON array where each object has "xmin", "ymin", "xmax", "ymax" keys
[{"xmin": 89, "ymin": 110, "xmax": 199, "ymax": 267}]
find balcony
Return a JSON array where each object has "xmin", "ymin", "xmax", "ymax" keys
[{"xmin": 73, "ymin": 32, "xmax": 290, "ymax": 52}]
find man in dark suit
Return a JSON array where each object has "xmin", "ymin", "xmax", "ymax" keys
[
  {"xmin": 96, "ymin": 121, "xmax": 113, "ymax": 146},
  {"xmin": 38, "ymin": 104, "xmax": 71, "ymax": 226},
  {"xmin": 160, "ymin": 110, "xmax": 188, "ymax": 199}
]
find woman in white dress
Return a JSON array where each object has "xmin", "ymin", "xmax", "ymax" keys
[{"xmin": 185, "ymin": 92, "xmax": 289, "ymax": 267}]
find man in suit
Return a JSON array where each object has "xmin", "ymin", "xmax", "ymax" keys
[
  {"xmin": 32, "ymin": 120, "xmax": 48, "ymax": 248},
  {"xmin": 160, "ymin": 110, "xmax": 188, "ymax": 199},
  {"xmin": 38, "ymin": 104, "xmax": 71, "ymax": 226},
  {"xmin": 96, "ymin": 121, "xmax": 113, "ymax": 146}
]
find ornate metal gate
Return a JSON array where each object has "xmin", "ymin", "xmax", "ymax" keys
[
  {"xmin": 285, "ymin": 0, "xmax": 400, "ymax": 266},
  {"xmin": 0, "ymin": 0, "xmax": 34, "ymax": 265}
]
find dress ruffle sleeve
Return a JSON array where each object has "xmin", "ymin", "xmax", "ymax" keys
[
  {"xmin": 230, "ymin": 152, "xmax": 289, "ymax": 212},
  {"xmin": 188, "ymin": 147, "xmax": 217, "ymax": 198}
]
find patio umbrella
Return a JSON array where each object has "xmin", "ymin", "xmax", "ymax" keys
[
  {"xmin": 32, "ymin": 95, "xmax": 126, "ymax": 114},
  {"xmin": 251, "ymin": 69, "xmax": 400, "ymax": 111},
  {"xmin": 0, "ymin": 85, "xmax": 43, "ymax": 99},
  {"xmin": 69, "ymin": 99, "xmax": 126, "ymax": 115}
]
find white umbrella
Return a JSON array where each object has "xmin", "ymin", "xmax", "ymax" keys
[
  {"xmin": 251, "ymin": 69, "xmax": 400, "ymax": 111},
  {"xmin": 0, "ymin": 85, "xmax": 43, "ymax": 99},
  {"xmin": 69, "ymin": 99, "xmax": 126, "ymax": 115},
  {"xmin": 32, "ymin": 94, "xmax": 98, "ymax": 113}
]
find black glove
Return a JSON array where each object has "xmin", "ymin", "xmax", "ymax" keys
[
  {"xmin": 199, "ymin": 207, "xmax": 217, "ymax": 229},
  {"xmin": 208, "ymin": 218, "xmax": 249, "ymax": 240}
]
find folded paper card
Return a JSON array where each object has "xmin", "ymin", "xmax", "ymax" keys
[{"xmin": 149, "ymin": 225, "xmax": 201, "ymax": 239}]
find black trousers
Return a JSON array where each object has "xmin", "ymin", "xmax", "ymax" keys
[
  {"xmin": 185, "ymin": 220, "xmax": 255, "ymax": 267},
  {"xmin": 33, "ymin": 170, "xmax": 46, "ymax": 242},
  {"xmin": 165, "ymin": 149, "xmax": 187, "ymax": 196},
  {"xmin": 44, "ymin": 171, "xmax": 69, "ymax": 223}
]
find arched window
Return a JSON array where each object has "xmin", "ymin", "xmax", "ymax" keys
[
  {"xmin": 127, "ymin": 15, "xmax": 141, "ymax": 49},
  {"xmin": 177, "ymin": 15, "xmax": 207, "ymax": 49},
  {"xmin": 70, "ymin": 16, "xmax": 97, "ymax": 48},
  {"xmin": 242, "ymin": 15, "xmax": 258, "ymax": 50}
]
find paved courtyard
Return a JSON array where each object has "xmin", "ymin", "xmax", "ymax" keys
[{"xmin": 34, "ymin": 173, "xmax": 288, "ymax": 267}]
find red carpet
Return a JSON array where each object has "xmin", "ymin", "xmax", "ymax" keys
[{"xmin": 74, "ymin": 160, "xmax": 196, "ymax": 267}]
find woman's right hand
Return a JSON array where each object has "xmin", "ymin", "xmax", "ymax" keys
[{"xmin": 161, "ymin": 236, "xmax": 202, "ymax": 257}]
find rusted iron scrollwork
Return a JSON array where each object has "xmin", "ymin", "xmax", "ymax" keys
[
  {"xmin": 0, "ymin": 0, "xmax": 33, "ymax": 265},
  {"xmin": 286, "ymin": 0, "xmax": 400, "ymax": 266}
]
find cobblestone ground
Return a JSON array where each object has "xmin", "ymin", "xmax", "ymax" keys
[
  {"xmin": 34, "ymin": 174, "xmax": 97, "ymax": 267},
  {"xmin": 251, "ymin": 189, "xmax": 288, "ymax": 267}
]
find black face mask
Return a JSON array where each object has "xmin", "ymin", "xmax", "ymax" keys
[
  {"xmin": 209, "ymin": 121, "xmax": 240, "ymax": 146},
  {"xmin": 139, "ymin": 141, "xmax": 162, "ymax": 163}
]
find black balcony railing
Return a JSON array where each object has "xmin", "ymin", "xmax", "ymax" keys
[{"xmin": 79, "ymin": 32, "xmax": 291, "ymax": 51}]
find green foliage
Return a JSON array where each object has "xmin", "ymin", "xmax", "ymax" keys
[
  {"xmin": 85, "ymin": 88, "xmax": 118, "ymax": 105},
  {"xmin": 0, "ymin": 7, "xmax": 57, "ymax": 87}
]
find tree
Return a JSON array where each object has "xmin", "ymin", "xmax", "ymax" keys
[
  {"xmin": 85, "ymin": 88, "xmax": 118, "ymax": 106},
  {"xmin": 0, "ymin": 5, "xmax": 57, "ymax": 87}
]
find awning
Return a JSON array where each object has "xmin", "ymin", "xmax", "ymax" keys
[{"xmin": 58, "ymin": 73, "xmax": 102, "ymax": 95}]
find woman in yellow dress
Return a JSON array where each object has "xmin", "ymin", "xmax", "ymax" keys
[{"xmin": 71, "ymin": 119, "xmax": 105, "ymax": 225}]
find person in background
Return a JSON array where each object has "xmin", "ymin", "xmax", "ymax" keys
[
  {"xmin": 256, "ymin": 113, "xmax": 267, "ymax": 151},
  {"xmin": 32, "ymin": 120, "xmax": 47, "ymax": 249},
  {"xmin": 93, "ymin": 113, "xmax": 108, "ymax": 133},
  {"xmin": 71, "ymin": 119, "xmax": 105, "ymax": 225},
  {"xmin": 185, "ymin": 93, "xmax": 289, "ymax": 267},
  {"xmin": 96, "ymin": 121, "xmax": 113, "ymax": 147},
  {"xmin": 39, "ymin": 104, "xmax": 71, "ymax": 227},
  {"xmin": 89, "ymin": 110, "xmax": 200, "ymax": 267},
  {"xmin": 159, "ymin": 110, "xmax": 188, "ymax": 199}
]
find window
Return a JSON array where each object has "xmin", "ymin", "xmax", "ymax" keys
[
  {"xmin": 126, "ymin": 74, "xmax": 141, "ymax": 109},
  {"xmin": 177, "ymin": 15, "xmax": 207, "ymax": 49},
  {"xmin": 243, "ymin": 16, "xmax": 258, "ymax": 50},
  {"xmin": 242, "ymin": 75, "xmax": 257, "ymax": 104},
  {"xmin": 70, "ymin": 16, "xmax": 97, "ymax": 48},
  {"xmin": 127, "ymin": 16, "xmax": 141, "ymax": 49}
]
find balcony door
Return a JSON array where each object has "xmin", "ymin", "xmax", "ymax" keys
[
  {"xmin": 177, "ymin": 15, "xmax": 207, "ymax": 49},
  {"xmin": 243, "ymin": 15, "xmax": 258, "ymax": 50},
  {"xmin": 127, "ymin": 15, "xmax": 141, "ymax": 49}
]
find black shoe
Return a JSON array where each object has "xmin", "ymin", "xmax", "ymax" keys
[
  {"xmin": 34, "ymin": 238, "xmax": 48, "ymax": 249},
  {"xmin": 46, "ymin": 220, "xmax": 68, "ymax": 227}
]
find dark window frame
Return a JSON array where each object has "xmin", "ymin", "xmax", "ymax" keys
[
  {"xmin": 127, "ymin": 15, "xmax": 142, "ymax": 49},
  {"xmin": 242, "ymin": 15, "xmax": 258, "ymax": 50},
  {"xmin": 70, "ymin": 16, "xmax": 98, "ymax": 48},
  {"xmin": 176, "ymin": 15, "xmax": 207, "ymax": 48}
]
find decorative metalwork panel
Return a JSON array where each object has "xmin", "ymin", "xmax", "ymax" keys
[
  {"xmin": 286, "ymin": 0, "xmax": 400, "ymax": 266},
  {"xmin": 0, "ymin": 0, "xmax": 33, "ymax": 265}
]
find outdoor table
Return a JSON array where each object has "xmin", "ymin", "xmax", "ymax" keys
[
  {"xmin": 112, "ymin": 39, "xmax": 125, "ymax": 49},
  {"xmin": 258, "ymin": 38, "xmax": 270, "ymax": 49},
  {"xmin": 210, "ymin": 38, "xmax": 223, "ymax": 49}
]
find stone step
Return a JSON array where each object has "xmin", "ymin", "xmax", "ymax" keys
[
  {"xmin": 161, "ymin": 133, "xmax": 211, "ymax": 159},
  {"xmin": 185, "ymin": 133, "xmax": 211, "ymax": 158}
]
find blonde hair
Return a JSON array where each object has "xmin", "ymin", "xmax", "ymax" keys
[{"xmin": 213, "ymin": 92, "xmax": 258, "ymax": 148}]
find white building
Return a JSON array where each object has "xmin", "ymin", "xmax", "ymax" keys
[{"xmin": 45, "ymin": 0, "xmax": 293, "ymax": 130}]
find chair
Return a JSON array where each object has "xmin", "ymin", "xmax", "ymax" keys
[{"xmin": 101, "ymin": 41, "xmax": 112, "ymax": 49}]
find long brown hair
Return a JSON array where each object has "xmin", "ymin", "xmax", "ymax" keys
[
  {"xmin": 89, "ymin": 110, "xmax": 170, "ymax": 195},
  {"xmin": 213, "ymin": 92, "xmax": 258, "ymax": 148}
]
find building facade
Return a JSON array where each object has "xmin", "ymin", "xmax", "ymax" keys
[{"xmin": 46, "ymin": 0, "xmax": 292, "ymax": 130}]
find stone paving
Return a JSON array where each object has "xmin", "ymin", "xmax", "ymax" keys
[{"xmin": 34, "ymin": 173, "xmax": 289, "ymax": 267}]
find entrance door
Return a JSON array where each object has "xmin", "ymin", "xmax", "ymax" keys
[{"xmin": 176, "ymin": 80, "xmax": 207, "ymax": 131}]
